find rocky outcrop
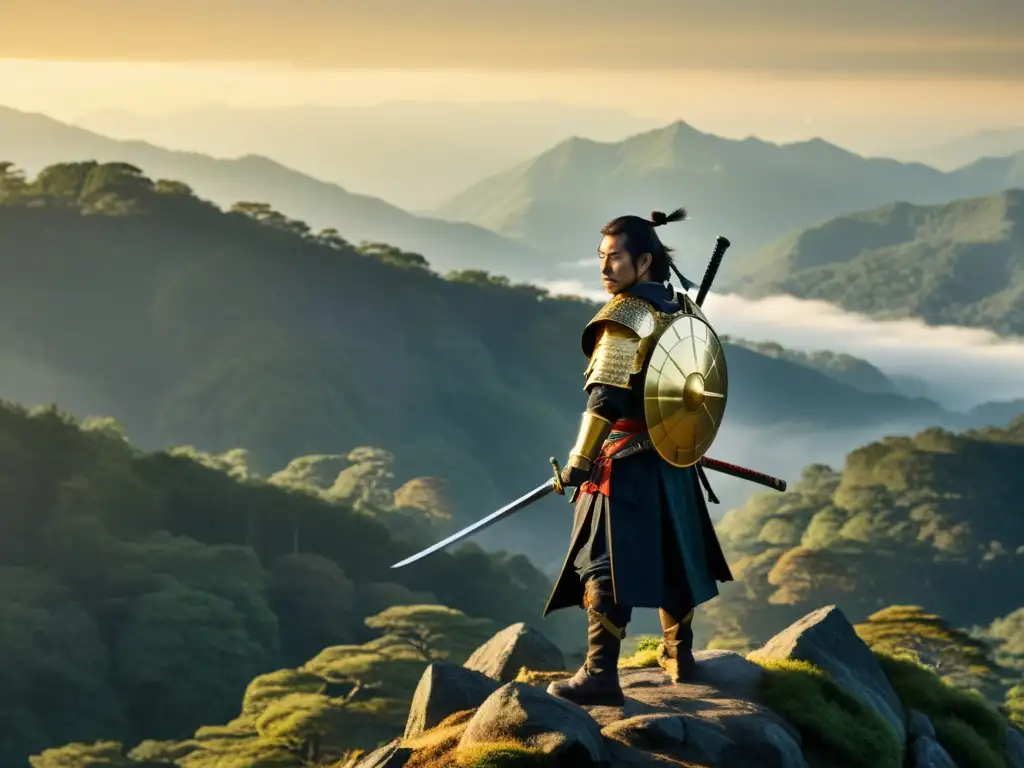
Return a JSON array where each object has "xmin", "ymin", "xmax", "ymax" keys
[
  {"xmin": 350, "ymin": 739, "xmax": 411, "ymax": 768},
  {"xmin": 747, "ymin": 605, "xmax": 906, "ymax": 744},
  {"xmin": 462, "ymin": 622, "xmax": 566, "ymax": 682},
  {"xmin": 402, "ymin": 661, "xmax": 499, "ymax": 739},
  {"xmin": 381, "ymin": 608, "xmax": 1020, "ymax": 768},
  {"xmin": 458, "ymin": 682, "xmax": 607, "ymax": 763}
]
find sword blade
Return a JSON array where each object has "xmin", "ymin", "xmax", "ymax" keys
[{"xmin": 391, "ymin": 479, "xmax": 556, "ymax": 569}]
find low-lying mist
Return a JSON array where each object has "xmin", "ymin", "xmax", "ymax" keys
[{"xmin": 539, "ymin": 279, "xmax": 1024, "ymax": 411}]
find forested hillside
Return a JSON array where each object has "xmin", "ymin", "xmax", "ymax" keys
[
  {"xmin": 0, "ymin": 161, "xmax": 968, "ymax": 569},
  {"xmin": 0, "ymin": 401, "xmax": 566, "ymax": 767},
  {"xmin": 733, "ymin": 190, "xmax": 1024, "ymax": 335},
  {"xmin": 702, "ymin": 417, "xmax": 1024, "ymax": 659}
]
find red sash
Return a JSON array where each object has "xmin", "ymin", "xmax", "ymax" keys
[{"xmin": 578, "ymin": 419, "xmax": 647, "ymax": 497}]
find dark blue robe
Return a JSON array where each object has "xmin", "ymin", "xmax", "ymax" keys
[{"xmin": 543, "ymin": 282, "xmax": 733, "ymax": 615}]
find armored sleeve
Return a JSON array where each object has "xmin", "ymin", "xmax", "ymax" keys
[
  {"xmin": 584, "ymin": 322, "xmax": 642, "ymax": 390},
  {"xmin": 580, "ymin": 295, "xmax": 658, "ymax": 391}
]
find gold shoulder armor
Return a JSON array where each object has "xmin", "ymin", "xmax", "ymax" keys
[
  {"xmin": 581, "ymin": 295, "xmax": 659, "ymax": 390},
  {"xmin": 581, "ymin": 294, "xmax": 658, "ymax": 357}
]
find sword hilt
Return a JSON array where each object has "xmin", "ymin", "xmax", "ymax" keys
[
  {"xmin": 550, "ymin": 457, "xmax": 566, "ymax": 495},
  {"xmin": 695, "ymin": 236, "xmax": 731, "ymax": 307}
]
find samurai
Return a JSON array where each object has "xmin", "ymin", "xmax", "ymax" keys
[{"xmin": 543, "ymin": 207, "xmax": 734, "ymax": 707}]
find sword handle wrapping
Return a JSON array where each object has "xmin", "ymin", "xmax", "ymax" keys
[
  {"xmin": 701, "ymin": 457, "xmax": 787, "ymax": 492},
  {"xmin": 549, "ymin": 457, "xmax": 566, "ymax": 495},
  {"xmin": 695, "ymin": 236, "xmax": 731, "ymax": 308}
]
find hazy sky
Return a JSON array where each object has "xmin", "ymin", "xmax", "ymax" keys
[{"xmin": 2, "ymin": 0, "xmax": 1023, "ymax": 151}]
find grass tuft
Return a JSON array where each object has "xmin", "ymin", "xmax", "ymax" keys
[
  {"xmin": 755, "ymin": 658, "xmax": 902, "ymax": 768},
  {"xmin": 875, "ymin": 651, "xmax": 1008, "ymax": 768},
  {"xmin": 455, "ymin": 740, "xmax": 551, "ymax": 767}
]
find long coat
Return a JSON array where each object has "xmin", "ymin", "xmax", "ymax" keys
[
  {"xmin": 543, "ymin": 447, "xmax": 733, "ymax": 614},
  {"xmin": 543, "ymin": 280, "xmax": 734, "ymax": 615}
]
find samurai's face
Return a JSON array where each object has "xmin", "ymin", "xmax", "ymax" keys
[{"xmin": 597, "ymin": 234, "xmax": 652, "ymax": 295}]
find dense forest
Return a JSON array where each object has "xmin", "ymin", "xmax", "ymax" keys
[
  {"xmin": 9, "ymin": 405, "xmax": 1022, "ymax": 767},
  {"xmin": 0, "ymin": 401, "xmax": 578, "ymax": 766},
  {"xmin": 0, "ymin": 161, "xmax": 987, "ymax": 572},
  {"xmin": 700, "ymin": 418, "xmax": 1024, "ymax": 710}
]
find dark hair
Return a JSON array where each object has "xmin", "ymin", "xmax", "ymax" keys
[{"xmin": 600, "ymin": 207, "xmax": 689, "ymax": 286}]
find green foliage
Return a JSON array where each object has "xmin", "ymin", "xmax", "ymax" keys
[
  {"xmin": 737, "ymin": 190, "xmax": 1024, "ymax": 335},
  {"xmin": 363, "ymin": 604, "xmax": 496, "ymax": 663},
  {"xmin": 703, "ymin": 421, "xmax": 1024, "ymax": 657},
  {"xmin": 455, "ymin": 741, "xmax": 551, "ymax": 767},
  {"xmin": 28, "ymin": 740, "xmax": 159, "ymax": 768},
  {"xmin": 720, "ymin": 335, "xmax": 897, "ymax": 394},
  {"xmin": 1005, "ymin": 684, "xmax": 1024, "ymax": 730},
  {"xmin": 618, "ymin": 648, "xmax": 661, "ymax": 670},
  {"xmin": 268, "ymin": 554, "xmax": 356, "ymax": 664},
  {"xmin": 876, "ymin": 652, "xmax": 1008, "ymax": 768},
  {"xmin": 855, "ymin": 606, "xmax": 1006, "ymax": 700},
  {"xmin": 357, "ymin": 241, "xmax": 431, "ymax": 270},
  {"xmin": 0, "ymin": 401, "xmax": 556, "ymax": 766},
  {"xmin": 633, "ymin": 635, "xmax": 662, "ymax": 653},
  {"xmin": 756, "ymin": 658, "xmax": 902, "ymax": 768}
]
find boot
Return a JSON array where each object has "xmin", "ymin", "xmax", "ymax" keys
[
  {"xmin": 658, "ymin": 607, "xmax": 696, "ymax": 683},
  {"xmin": 547, "ymin": 575, "xmax": 630, "ymax": 706}
]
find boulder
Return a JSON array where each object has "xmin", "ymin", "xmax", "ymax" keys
[
  {"xmin": 458, "ymin": 682, "xmax": 608, "ymax": 765},
  {"xmin": 463, "ymin": 622, "xmax": 566, "ymax": 682},
  {"xmin": 592, "ymin": 666, "xmax": 805, "ymax": 767},
  {"xmin": 911, "ymin": 736, "xmax": 957, "ymax": 768},
  {"xmin": 747, "ymin": 605, "xmax": 906, "ymax": 743},
  {"xmin": 600, "ymin": 713, "xmax": 686, "ymax": 750},
  {"xmin": 402, "ymin": 661, "xmax": 500, "ymax": 740},
  {"xmin": 691, "ymin": 649, "xmax": 765, "ymax": 698},
  {"xmin": 1007, "ymin": 724, "xmax": 1024, "ymax": 768},
  {"xmin": 352, "ymin": 739, "xmax": 412, "ymax": 768}
]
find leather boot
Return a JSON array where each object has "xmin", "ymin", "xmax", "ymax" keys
[
  {"xmin": 657, "ymin": 607, "xmax": 696, "ymax": 683},
  {"xmin": 547, "ymin": 575, "xmax": 630, "ymax": 706}
]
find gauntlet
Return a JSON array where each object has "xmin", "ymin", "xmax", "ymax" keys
[{"xmin": 560, "ymin": 411, "xmax": 613, "ymax": 488}]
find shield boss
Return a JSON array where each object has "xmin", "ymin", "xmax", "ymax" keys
[{"xmin": 643, "ymin": 314, "xmax": 728, "ymax": 467}]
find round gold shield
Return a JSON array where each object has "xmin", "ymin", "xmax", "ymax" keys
[{"xmin": 643, "ymin": 314, "xmax": 728, "ymax": 467}]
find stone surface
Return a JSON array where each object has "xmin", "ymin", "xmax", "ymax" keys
[
  {"xmin": 458, "ymin": 682, "xmax": 608, "ymax": 765},
  {"xmin": 747, "ymin": 604, "xmax": 906, "ymax": 744},
  {"xmin": 402, "ymin": 661, "xmax": 499, "ymax": 740},
  {"xmin": 353, "ymin": 739, "xmax": 412, "ymax": 768},
  {"xmin": 691, "ymin": 649, "xmax": 767, "ymax": 699},
  {"xmin": 463, "ymin": 622, "xmax": 566, "ymax": 682},
  {"xmin": 911, "ymin": 736, "xmax": 958, "ymax": 768},
  {"xmin": 600, "ymin": 713, "xmax": 686, "ymax": 750}
]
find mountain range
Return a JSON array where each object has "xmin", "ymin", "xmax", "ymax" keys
[
  {"xmin": 900, "ymin": 126, "xmax": 1024, "ymax": 171},
  {"xmin": 0, "ymin": 106, "xmax": 552, "ymax": 281},
  {"xmin": 8, "ymin": 106, "xmax": 1024, "ymax": 292},
  {"xmin": 431, "ymin": 121, "xmax": 1024, "ymax": 280},
  {"xmin": 732, "ymin": 189, "xmax": 1024, "ymax": 336},
  {"xmin": 74, "ymin": 102, "xmax": 660, "ymax": 211}
]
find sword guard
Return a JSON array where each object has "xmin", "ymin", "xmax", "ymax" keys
[{"xmin": 549, "ymin": 457, "xmax": 566, "ymax": 495}]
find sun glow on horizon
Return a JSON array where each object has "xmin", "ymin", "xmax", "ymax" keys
[{"xmin": 2, "ymin": 59, "xmax": 1023, "ymax": 155}]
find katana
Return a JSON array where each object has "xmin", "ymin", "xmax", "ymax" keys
[{"xmin": 390, "ymin": 455, "xmax": 785, "ymax": 569}]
